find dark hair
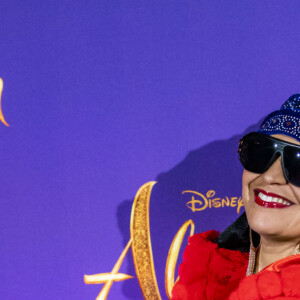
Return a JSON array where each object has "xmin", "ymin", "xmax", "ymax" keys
[{"xmin": 215, "ymin": 212, "xmax": 260, "ymax": 252}]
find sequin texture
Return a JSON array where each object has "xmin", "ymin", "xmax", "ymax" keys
[{"xmin": 258, "ymin": 94, "xmax": 300, "ymax": 142}]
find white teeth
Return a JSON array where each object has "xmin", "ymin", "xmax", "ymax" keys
[
  {"xmin": 258, "ymin": 192, "xmax": 290, "ymax": 205},
  {"xmin": 259, "ymin": 192, "xmax": 266, "ymax": 200}
]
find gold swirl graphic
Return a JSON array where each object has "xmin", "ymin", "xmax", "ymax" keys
[
  {"xmin": 165, "ymin": 220, "xmax": 194, "ymax": 299},
  {"xmin": 0, "ymin": 78, "xmax": 9, "ymax": 127},
  {"xmin": 130, "ymin": 181, "xmax": 161, "ymax": 300}
]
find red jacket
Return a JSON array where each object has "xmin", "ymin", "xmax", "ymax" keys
[{"xmin": 172, "ymin": 230, "xmax": 300, "ymax": 300}]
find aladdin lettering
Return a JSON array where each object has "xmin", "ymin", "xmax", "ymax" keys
[
  {"xmin": 183, "ymin": 190, "xmax": 244, "ymax": 214},
  {"xmin": 85, "ymin": 183, "xmax": 244, "ymax": 300}
]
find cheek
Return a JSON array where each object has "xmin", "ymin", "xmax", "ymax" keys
[
  {"xmin": 242, "ymin": 170, "xmax": 262, "ymax": 224},
  {"xmin": 242, "ymin": 170, "xmax": 258, "ymax": 203},
  {"xmin": 290, "ymin": 185, "xmax": 300, "ymax": 204}
]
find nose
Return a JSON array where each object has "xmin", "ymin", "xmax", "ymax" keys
[{"xmin": 260, "ymin": 156, "xmax": 288, "ymax": 185}]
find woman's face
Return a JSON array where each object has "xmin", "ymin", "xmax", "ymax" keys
[{"xmin": 243, "ymin": 134, "xmax": 300, "ymax": 241}]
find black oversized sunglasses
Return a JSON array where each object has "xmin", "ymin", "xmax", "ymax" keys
[{"xmin": 238, "ymin": 132, "xmax": 300, "ymax": 187}]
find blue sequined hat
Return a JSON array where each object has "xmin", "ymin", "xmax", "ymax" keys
[{"xmin": 258, "ymin": 94, "xmax": 300, "ymax": 142}]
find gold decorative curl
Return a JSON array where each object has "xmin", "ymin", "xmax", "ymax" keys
[
  {"xmin": 165, "ymin": 220, "xmax": 194, "ymax": 299},
  {"xmin": 0, "ymin": 78, "xmax": 9, "ymax": 126}
]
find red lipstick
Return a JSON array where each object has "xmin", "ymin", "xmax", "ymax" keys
[{"xmin": 254, "ymin": 189, "xmax": 294, "ymax": 208}]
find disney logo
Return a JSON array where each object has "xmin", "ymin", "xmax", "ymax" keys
[{"xmin": 183, "ymin": 190, "xmax": 243, "ymax": 214}]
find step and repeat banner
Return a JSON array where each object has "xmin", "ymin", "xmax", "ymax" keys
[{"xmin": 1, "ymin": 1, "xmax": 300, "ymax": 299}]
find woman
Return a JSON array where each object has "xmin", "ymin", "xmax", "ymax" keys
[{"xmin": 172, "ymin": 94, "xmax": 300, "ymax": 300}]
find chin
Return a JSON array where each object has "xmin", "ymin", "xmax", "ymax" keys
[
  {"xmin": 251, "ymin": 223, "xmax": 282, "ymax": 237},
  {"xmin": 246, "ymin": 211, "xmax": 284, "ymax": 237}
]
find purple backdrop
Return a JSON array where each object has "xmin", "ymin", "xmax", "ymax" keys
[{"xmin": 1, "ymin": 1, "xmax": 300, "ymax": 299}]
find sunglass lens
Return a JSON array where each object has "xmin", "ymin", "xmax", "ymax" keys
[
  {"xmin": 239, "ymin": 134, "xmax": 276, "ymax": 173},
  {"xmin": 283, "ymin": 146, "xmax": 300, "ymax": 187}
]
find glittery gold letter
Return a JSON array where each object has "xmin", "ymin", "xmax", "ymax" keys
[{"xmin": 130, "ymin": 181, "xmax": 162, "ymax": 299}]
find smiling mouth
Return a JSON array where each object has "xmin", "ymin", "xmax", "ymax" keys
[{"xmin": 254, "ymin": 189, "xmax": 294, "ymax": 208}]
